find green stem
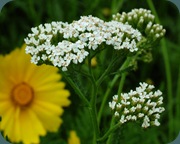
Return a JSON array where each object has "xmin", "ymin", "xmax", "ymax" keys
[
  {"xmin": 147, "ymin": 0, "xmax": 173, "ymax": 139},
  {"xmin": 89, "ymin": 105, "xmax": 99, "ymax": 144},
  {"xmin": 97, "ymin": 122, "xmax": 121, "ymax": 142},
  {"xmin": 90, "ymin": 85, "xmax": 100, "ymax": 143},
  {"xmin": 106, "ymin": 71, "xmax": 127, "ymax": 144},
  {"xmin": 161, "ymin": 39, "xmax": 173, "ymax": 135},
  {"xmin": 62, "ymin": 71, "xmax": 90, "ymax": 107},
  {"xmin": 97, "ymin": 57, "xmax": 118, "ymax": 87},
  {"xmin": 63, "ymin": 67, "xmax": 99, "ymax": 144},
  {"xmin": 111, "ymin": 0, "xmax": 124, "ymax": 14},
  {"xmin": 117, "ymin": 72, "xmax": 127, "ymax": 97},
  {"xmin": 97, "ymin": 57, "xmax": 131, "ymax": 125},
  {"xmin": 97, "ymin": 74, "xmax": 119, "ymax": 125},
  {"xmin": 88, "ymin": 55, "xmax": 99, "ymax": 144},
  {"xmin": 146, "ymin": 0, "xmax": 160, "ymax": 23}
]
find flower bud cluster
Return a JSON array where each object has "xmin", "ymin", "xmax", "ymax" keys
[
  {"xmin": 109, "ymin": 82, "xmax": 165, "ymax": 128},
  {"xmin": 112, "ymin": 8, "xmax": 166, "ymax": 43},
  {"xmin": 24, "ymin": 15, "xmax": 142, "ymax": 71}
]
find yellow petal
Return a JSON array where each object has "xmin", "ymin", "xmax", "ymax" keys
[
  {"xmin": 68, "ymin": 131, "xmax": 81, "ymax": 144},
  {"xmin": 19, "ymin": 109, "xmax": 46, "ymax": 144},
  {"xmin": 31, "ymin": 101, "xmax": 63, "ymax": 131},
  {"xmin": 28, "ymin": 65, "xmax": 61, "ymax": 87},
  {"xmin": 35, "ymin": 89, "xmax": 70, "ymax": 106},
  {"xmin": 0, "ymin": 106, "xmax": 14, "ymax": 136},
  {"xmin": 19, "ymin": 110, "xmax": 39, "ymax": 144},
  {"xmin": 0, "ymin": 101, "xmax": 12, "ymax": 117},
  {"xmin": 13, "ymin": 107, "xmax": 21, "ymax": 142}
]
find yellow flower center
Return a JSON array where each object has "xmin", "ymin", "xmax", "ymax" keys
[{"xmin": 11, "ymin": 82, "xmax": 34, "ymax": 106}]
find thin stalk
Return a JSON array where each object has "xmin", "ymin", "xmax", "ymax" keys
[
  {"xmin": 89, "ymin": 105, "xmax": 99, "ymax": 144},
  {"xmin": 97, "ymin": 122, "xmax": 121, "ymax": 142},
  {"xmin": 161, "ymin": 39, "xmax": 173, "ymax": 137},
  {"xmin": 62, "ymin": 71, "xmax": 90, "ymax": 107},
  {"xmin": 88, "ymin": 55, "xmax": 100, "ymax": 144},
  {"xmin": 97, "ymin": 57, "xmax": 131, "ymax": 124},
  {"xmin": 147, "ymin": 0, "xmax": 173, "ymax": 139},
  {"xmin": 106, "ymin": 72, "xmax": 127, "ymax": 144},
  {"xmin": 97, "ymin": 57, "xmax": 118, "ymax": 87},
  {"xmin": 117, "ymin": 72, "xmax": 127, "ymax": 96},
  {"xmin": 97, "ymin": 74, "xmax": 119, "ymax": 125}
]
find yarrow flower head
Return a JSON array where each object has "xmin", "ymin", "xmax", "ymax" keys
[
  {"xmin": 112, "ymin": 8, "xmax": 166, "ymax": 44},
  {"xmin": 0, "ymin": 45, "xmax": 70, "ymax": 144},
  {"xmin": 109, "ymin": 82, "xmax": 165, "ymax": 128},
  {"xmin": 24, "ymin": 15, "xmax": 142, "ymax": 71}
]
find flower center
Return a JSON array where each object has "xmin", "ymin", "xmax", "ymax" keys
[{"xmin": 11, "ymin": 82, "xmax": 34, "ymax": 106}]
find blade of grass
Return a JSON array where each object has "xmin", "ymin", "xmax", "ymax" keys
[
  {"xmin": 147, "ymin": 0, "xmax": 173, "ymax": 139},
  {"xmin": 175, "ymin": 64, "xmax": 180, "ymax": 132},
  {"xmin": 111, "ymin": 0, "xmax": 124, "ymax": 14}
]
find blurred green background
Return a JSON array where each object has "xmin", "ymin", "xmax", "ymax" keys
[{"xmin": 0, "ymin": 0, "xmax": 180, "ymax": 144}]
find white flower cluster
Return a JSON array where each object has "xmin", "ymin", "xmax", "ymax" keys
[
  {"xmin": 24, "ymin": 15, "xmax": 142, "ymax": 71},
  {"xmin": 109, "ymin": 82, "xmax": 165, "ymax": 128},
  {"xmin": 112, "ymin": 8, "xmax": 166, "ymax": 41}
]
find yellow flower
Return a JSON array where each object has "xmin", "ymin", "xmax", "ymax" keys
[
  {"xmin": 0, "ymin": 45, "xmax": 71, "ymax": 144},
  {"xmin": 91, "ymin": 57, "xmax": 97, "ymax": 67},
  {"xmin": 68, "ymin": 130, "xmax": 81, "ymax": 144}
]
